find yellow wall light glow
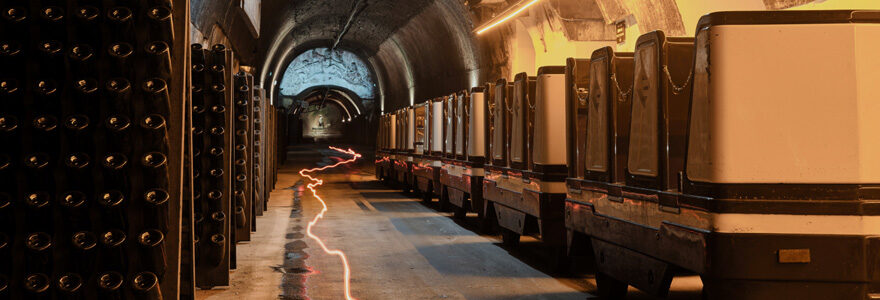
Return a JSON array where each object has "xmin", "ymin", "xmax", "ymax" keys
[{"xmin": 475, "ymin": 0, "xmax": 541, "ymax": 35}]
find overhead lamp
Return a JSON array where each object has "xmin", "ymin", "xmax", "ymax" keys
[{"xmin": 474, "ymin": 0, "xmax": 541, "ymax": 35}]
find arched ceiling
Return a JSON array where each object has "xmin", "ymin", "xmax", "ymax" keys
[
  {"xmin": 260, "ymin": 0, "xmax": 436, "ymax": 56},
  {"xmin": 257, "ymin": 0, "xmax": 482, "ymax": 112}
]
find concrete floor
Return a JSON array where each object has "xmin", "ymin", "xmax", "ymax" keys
[{"xmin": 196, "ymin": 145, "xmax": 702, "ymax": 300}]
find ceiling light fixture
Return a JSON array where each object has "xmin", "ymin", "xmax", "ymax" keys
[{"xmin": 474, "ymin": 0, "xmax": 541, "ymax": 35}]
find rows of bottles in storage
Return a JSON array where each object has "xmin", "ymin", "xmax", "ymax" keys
[{"xmin": 0, "ymin": 1, "xmax": 283, "ymax": 299}]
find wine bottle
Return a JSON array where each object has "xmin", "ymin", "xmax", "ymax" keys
[
  {"xmin": 38, "ymin": 6, "xmax": 65, "ymax": 46},
  {"xmin": 0, "ymin": 231, "xmax": 8, "ymax": 272},
  {"xmin": 33, "ymin": 79, "xmax": 60, "ymax": 108},
  {"xmin": 98, "ymin": 191, "xmax": 126, "ymax": 229},
  {"xmin": 0, "ymin": 273, "xmax": 7, "ymax": 297},
  {"xmin": 56, "ymin": 273, "xmax": 84, "ymax": 299},
  {"xmin": 0, "ymin": 114, "xmax": 18, "ymax": 133},
  {"xmin": 209, "ymin": 211, "xmax": 227, "ymax": 234},
  {"xmin": 137, "ymin": 230, "xmax": 167, "ymax": 277},
  {"xmin": 68, "ymin": 44, "xmax": 95, "ymax": 76},
  {"xmin": 0, "ymin": 43, "xmax": 23, "ymax": 78},
  {"xmin": 60, "ymin": 192, "xmax": 90, "ymax": 229},
  {"xmin": 72, "ymin": 78, "xmax": 99, "ymax": 104},
  {"xmin": 234, "ymin": 206, "xmax": 246, "ymax": 228},
  {"xmin": 71, "ymin": 231, "xmax": 97, "ymax": 274},
  {"xmin": 102, "ymin": 153, "xmax": 128, "ymax": 170},
  {"xmin": 210, "ymin": 83, "xmax": 226, "ymax": 96},
  {"xmin": 208, "ymin": 146, "xmax": 223, "ymax": 157},
  {"xmin": 32, "ymin": 115, "xmax": 58, "ymax": 133},
  {"xmin": 144, "ymin": 189, "xmax": 170, "ymax": 232},
  {"xmin": 207, "ymin": 190, "xmax": 222, "ymax": 201},
  {"xmin": 96, "ymin": 271, "xmax": 124, "ymax": 300},
  {"xmin": 208, "ymin": 168, "xmax": 223, "ymax": 178},
  {"xmin": 203, "ymin": 234, "xmax": 226, "ymax": 267},
  {"xmin": 209, "ymin": 126, "xmax": 225, "ymax": 136},
  {"xmin": 25, "ymin": 233, "xmax": 52, "ymax": 273},
  {"xmin": 141, "ymin": 114, "xmax": 167, "ymax": 139},
  {"xmin": 101, "ymin": 153, "xmax": 129, "ymax": 189},
  {"xmin": 143, "ymin": 78, "xmax": 171, "ymax": 116},
  {"xmin": 145, "ymin": 42, "xmax": 172, "ymax": 80},
  {"xmin": 23, "ymin": 273, "xmax": 50, "ymax": 297},
  {"xmin": 131, "ymin": 271, "xmax": 163, "ymax": 300},
  {"xmin": 142, "ymin": 152, "xmax": 169, "ymax": 187},
  {"xmin": 105, "ymin": 78, "xmax": 132, "ymax": 112},
  {"xmin": 1, "ymin": 6, "xmax": 28, "ymax": 41},
  {"xmin": 191, "ymin": 125, "xmax": 204, "ymax": 136},
  {"xmin": 107, "ymin": 42, "xmax": 134, "ymax": 75},
  {"xmin": 106, "ymin": 7, "xmax": 134, "ymax": 42},
  {"xmin": 63, "ymin": 153, "xmax": 91, "ymax": 187},
  {"xmin": 24, "ymin": 192, "xmax": 52, "ymax": 232},
  {"xmin": 37, "ymin": 40, "xmax": 65, "ymax": 75},
  {"xmin": 98, "ymin": 230, "xmax": 127, "ymax": 271},
  {"xmin": 74, "ymin": 6, "xmax": 101, "ymax": 44},
  {"xmin": 147, "ymin": 5, "xmax": 174, "ymax": 44}
]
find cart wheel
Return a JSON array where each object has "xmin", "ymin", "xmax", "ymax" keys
[
  {"xmin": 501, "ymin": 228, "xmax": 520, "ymax": 247},
  {"xmin": 596, "ymin": 272, "xmax": 628, "ymax": 300}
]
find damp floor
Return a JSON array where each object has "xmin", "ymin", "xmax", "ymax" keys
[{"xmin": 195, "ymin": 145, "xmax": 702, "ymax": 300}]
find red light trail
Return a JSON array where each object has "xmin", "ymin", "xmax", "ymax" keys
[{"xmin": 300, "ymin": 146, "xmax": 362, "ymax": 300}]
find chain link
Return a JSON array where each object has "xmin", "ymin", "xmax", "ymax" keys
[
  {"xmin": 611, "ymin": 73, "xmax": 632, "ymax": 102},
  {"xmin": 504, "ymin": 92, "xmax": 515, "ymax": 114},
  {"xmin": 663, "ymin": 65, "xmax": 694, "ymax": 95},
  {"xmin": 487, "ymin": 99, "xmax": 495, "ymax": 118},
  {"xmin": 526, "ymin": 92, "xmax": 536, "ymax": 111},
  {"xmin": 464, "ymin": 95, "xmax": 471, "ymax": 118},
  {"xmin": 576, "ymin": 87, "xmax": 589, "ymax": 104}
]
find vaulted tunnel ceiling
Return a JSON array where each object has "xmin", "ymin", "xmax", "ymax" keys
[
  {"xmin": 260, "ymin": 0, "xmax": 437, "ymax": 56},
  {"xmin": 257, "ymin": 0, "xmax": 482, "ymax": 112}
]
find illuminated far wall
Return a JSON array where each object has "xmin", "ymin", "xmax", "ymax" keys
[
  {"xmin": 302, "ymin": 104, "xmax": 345, "ymax": 140},
  {"xmin": 503, "ymin": 0, "xmax": 880, "ymax": 75}
]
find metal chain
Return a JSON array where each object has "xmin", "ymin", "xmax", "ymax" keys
[
  {"xmin": 576, "ymin": 87, "xmax": 589, "ymax": 104},
  {"xmin": 611, "ymin": 73, "xmax": 632, "ymax": 102},
  {"xmin": 526, "ymin": 92, "xmax": 536, "ymax": 111},
  {"xmin": 487, "ymin": 100, "xmax": 495, "ymax": 118},
  {"xmin": 504, "ymin": 92, "xmax": 514, "ymax": 113},
  {"xmin": 464, "ymin": 96, "xmax": 471, "ymax": 118},
  {"xmin": 663, "ymin": 65, "xmax": 694, "ymax": 95}
]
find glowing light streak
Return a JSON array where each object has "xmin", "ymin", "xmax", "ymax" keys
[
  {"xmin": 301, "ymin": 146, "xmax": 362, "ymax": 300},
  {"xmin": 475, "ymin": 0, "xmax": 541, "ymax": 35}
]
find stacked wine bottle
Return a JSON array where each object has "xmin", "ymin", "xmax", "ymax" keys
[
  {"xmin": 251, "ymin": 88, "xmax": 265, "ymax": 216},
  {"xmin": 190, "ymin": 44, "xmax": 232, "ymax": 289},
  {"xmin": 231, "ymin": 72, "xmax": 251, "ymax": 242},
  {"xmin": 0, "ymin": 0, "xmax": 188, "ymax": 299}
]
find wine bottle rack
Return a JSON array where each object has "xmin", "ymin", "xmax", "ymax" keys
[
  {"xmin": 0, "ymin": 0, "xmax": 191, "ymax": 299},
  {"xmin": 231, "ymin": 72, "xmax": 252, "ymax": 242},
  {"xmin": 252, "ymin": 88, "xmax": 265, "ymax": 217},
  {"xmin": 190, "ymin": 43, "xmax": 232, "ymax": 289}
]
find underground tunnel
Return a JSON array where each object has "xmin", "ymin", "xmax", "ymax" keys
[{"xmin": 0, "ymin": 0, "xmax": 879, "ymax": 299}]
